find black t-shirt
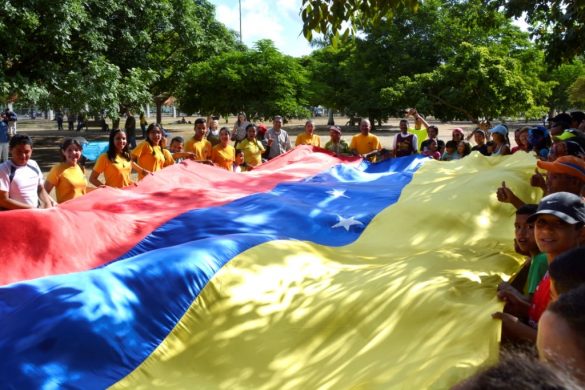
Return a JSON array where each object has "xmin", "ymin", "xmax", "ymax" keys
[{"xmin": 471, "ymin": 144, "xmax": 490, "ymax": 156}]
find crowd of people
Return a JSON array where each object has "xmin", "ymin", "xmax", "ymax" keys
[{"xmin": 1, "ymin": 107, "xmax": 585, "ymax": 384}]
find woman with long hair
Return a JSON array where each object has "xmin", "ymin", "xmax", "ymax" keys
[
  {"xmin": 44, "ymin": 138, "xmax": 87, "ymax": 203},
  {"xmin": 131, "ymin": 123, "xmax": 173, "ymax": 180},
  {"xmin": 90, "ymin": 129, "xmax": 139, "ymax": 188}
]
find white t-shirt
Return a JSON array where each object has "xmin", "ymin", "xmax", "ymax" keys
[{"xmin": 0, "ymin": 160, "xmax": 43, "ymax": 207}]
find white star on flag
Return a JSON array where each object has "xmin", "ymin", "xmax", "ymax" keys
[
  {"xmin": 326, "ymin": 189, "xmax": 350, "ymax": 199},
  {"xmin": 332, "ymin": 215, "xmax": 364, "ymax": 231}
]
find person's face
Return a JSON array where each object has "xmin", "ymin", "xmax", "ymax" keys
[
  {"xmin": 330, "ymin": 130, "xmax": 341, "ymax": 142},
  {"xmin": 537, "ymin": 311, "xmax": 585, "ymax": 384},
  {"xmin": 427, "ymin": 127, "xmax": 438, "ymax": 139},
  {"xmin": 519, "ymin": 131, "xmax": 529, "ymax": 147},
  {"xmin": 238, "ymin": 114, "xmax": 245, "ymax": 122},
  {"xmin": 429, "ymin": 141, "xmax": 438, "ymax": 152},
  {"xmin": 10, "ymin": 143, "xmax": 32, "ymax": 166},
  {"xmin": 453, "ymin": 132, "xmax": 463, "ymax": 142},
  {"xmin": 305, "ymin": 122, "xmax": 314, "ymax": 134},
  {"xmin": 195, "ymin": 123, "xmax": 206, "ymax": 139},
  {"xmin": 492, "ymin": 132, "xmax": 504, "ymax": 143},
  {"xmin": 236, "ymin": 152, "xmax": 244, "ymax": 165},
  {"xmin": 550, "ymin": 122, "xmax": 564, "ymax": 136},
  {"xmin": 170, "ymin": 141, "xmax": 183, "ymax": 153},
  {"xmin": 399, "ymin": 121, "xmax": 408, "ymax": 132},
  {"xmin": 360, "ymin": 120, "xmax": 371, "ymax": 135},
  {"xmin": 546, "ymin": 171, "xmax": 581, "ymax": 194},
  {"xmin": 246, "ymin": 127, "xmax": 256, "ymax": 140},
  {"xmin": 114, "ymin": 132, "xmax": 127, "ymax": 153},
  {"xmin": 210, "ymin": 120, "xmax": 219, "ymax": 130},
  {"xmin": 148, "ymin": 127, "xmax": 163, "ymax": 144},
  {"xmin": 534, "ymin": 214, "xmax": 584, "ymax": 259},
  {"xmin": 514, "ymin": 214, "xmax": 539, "ymax": 256},
  {"xmin": 474, "ymin": 132, "xmax": 485, "ymax": 145},
  {"xmin": 457, "ymin": 142, "xmax": 466, "ymax": 155},
  {"xmin": 63, "ymin": 144, "xmax": 82, "ymax": 165},
  {"xmin": 220, "ymin": 130, "xmax": 230, "ymax": 144},
  {"xmin": 446, "ymin": 146, "xmax": 455, "ymax": 154},
  {"xmin": 273, "ymin": 118, "xmax": 283, "ymax": 130},
  {"xmin": 549, "ymin": 142, "xmax": 567, "ymax": 161}
]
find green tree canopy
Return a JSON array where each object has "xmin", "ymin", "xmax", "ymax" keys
[
  {"xmin": 178, "ymin": 40, "xmax": 310, "ymax": 120},
  {"xmin": 0, "ymin": 0, "xmax": 237, "ymax": 120}
]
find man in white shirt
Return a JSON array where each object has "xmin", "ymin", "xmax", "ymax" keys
[
  {"xmin": 0, "ymin": 134, "xmax": 54, "ymax": 210},
  {"xmin": 263, "ymin": 115, "xmax": 292, "ymax": 159}
]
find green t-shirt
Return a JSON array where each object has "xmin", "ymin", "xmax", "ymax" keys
[
  {"xmin": 408, "ymin": 128, "xmax": 427, "ymax": 151},
  {"xmin": 525, "ymin": 252, "xmax": 548, "ymax": 295}
]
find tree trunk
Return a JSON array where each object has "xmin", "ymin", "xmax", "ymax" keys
[
  {"xmin": 327, "ymin": 109, "xmax": 335, "ymax": 126},
  {"xmin": 156, "ymin": 100, "xmax": 163, "ymax": 124}
]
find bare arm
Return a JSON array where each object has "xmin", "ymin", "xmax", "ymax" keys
[
  {"xmin": 89, "ymin": 170, "xmax": 104, "ymax": 187},
  {"xmin": 0, "ymin": 190, "xmax": 34, "ymax": 210},
  {"xmin": 38, "ymin": 184, "xmax": 56, "ymax": 208}
]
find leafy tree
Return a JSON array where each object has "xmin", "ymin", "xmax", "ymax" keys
[
  {"xmin": 381, "ymin": 43, "xmax": 550, "ymax": 123},
  {"xmin": 300, "ymin": 0, "xmax": 417, "ymax": 40},
  {"xmin": 301, "ymin": 0, "xmax": 585, "ymax": 64},
  {"xmin": 0, "ymin": 0, "xmax": 237, "ymax": 122},
  {"xmin": 545, "ymin": 60, "xmax": 585, "ymax": 113},
  {"xmin": 178, "ymin": 40, "xmax": 311, "ymax": 120},
  {"xmin": 569, "ymin": 77, "xmax": 585, "ymax": 108}
]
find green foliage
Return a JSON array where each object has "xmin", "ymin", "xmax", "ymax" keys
[
  {"xmin": 569, "ymin": 77, "xmax": 585, "ymax": 108},
  {"xmin": 491, "ymin": 0, "xmax": 585, "ymax": 64},
  {"xmin": 0, "ymin": 0, "xmax": 237, "ymax": 118},
  {"xmin": 300, "ymin": 0, "xmax": 418, "ymax": 40},
  {"xmin": 545, "ymin": 60, "xmax": 585, "ymax": 111},
  {"xmin": 381, "ymin": 43, "xmax": 544, "ymax": 122},
  {"xmin": 305, "ymin": 0, "xmax": 550, "ymax": 123},
  {"xmin": 178, "ymin": 40, "xmax": 311, "ymax": 120}
]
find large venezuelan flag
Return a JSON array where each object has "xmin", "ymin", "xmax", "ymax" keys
[{"xmin": 0, "ymin": 147, "xmax": 540, "ymax": 388}]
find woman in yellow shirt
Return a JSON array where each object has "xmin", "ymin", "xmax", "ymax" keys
[
  {"xmin": 211, "ymin": 127, "xmax": 235, "ymax": 171},
  {"xmin": 90, "ymin": 129, "xmax": 140, "ymax": 188},
  {"xmin": 131, "ymin": 123, "xmax": 173, "ymax": 180},
  {"xmin": 295, "ymin": 120, "xmax": 321, "ymax": 147},
  {"xmin": 236, "ymin": 124, "xmax": 265, "ymax": 168},
  {"xmin": 44, "ymin": 138, "xmax": 87, "ymax": 203}
]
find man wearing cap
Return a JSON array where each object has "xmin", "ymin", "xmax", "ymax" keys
[
  {"xmin": 324, "ymin": 126, "xmax": 350, "ymax": 156},
  {"xmin": 497, "ymin": 155, "xmax": 585, "ymax": 209},
  {"xmin": 489, "ymin": 124, "xmax": 511, "ymax": 156},
  {"xmin": 492, "ymin": 192, "xmax": 585, "ymax": 343},
  {"xmin": 263, "ymin": 115, "xmax": 291, "ymax": 160}
]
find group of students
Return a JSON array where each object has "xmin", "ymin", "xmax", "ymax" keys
[{"xmin": 453, "ymin": 115, "xmax": 585, "ymax": 387}]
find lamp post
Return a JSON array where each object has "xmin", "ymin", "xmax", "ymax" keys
[{"xmin": 239, "ymin": 0, "xmax": 242, "ymax": 43}]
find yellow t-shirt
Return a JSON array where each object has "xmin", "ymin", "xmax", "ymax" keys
[
  {"xmin": 162, "ymin": 149, "xmax": 175, "ymax": 167},
  {"xmin": 131, "ymin": 141, "xmax": 166, "ymax": 180},
  {"xmin": 93, "ymin": 153, "xmax": 134, "ymax": 188},
  {"xmin": 211, "ymin": 144, "xmax": 235, "ymax": 171},
  {"xmin": 46, "ymin": 162, "xmax": 87, "ymax": 203},
  {"xmin": 295, "ymin": 133, "xmax": 321, "ymax": 147},
  {"xmin": 349, "ymin": 133, "xmax": 382, "ymax": 155},
  {"xmin": 409, "ymin": 128, "xmax": 427, "ymax": 151},
  {"xmin": 185, "ymin": 138, "xmax": 212, "ymax": 161},
  {"xmin": 237, "ymin": 139, "xmax": 265, "ymax": 167}
]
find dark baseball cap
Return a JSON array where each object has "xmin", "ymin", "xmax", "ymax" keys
[{"xmin": 527, "ymin": 192, "xmax": 585, "ymax": 224}]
